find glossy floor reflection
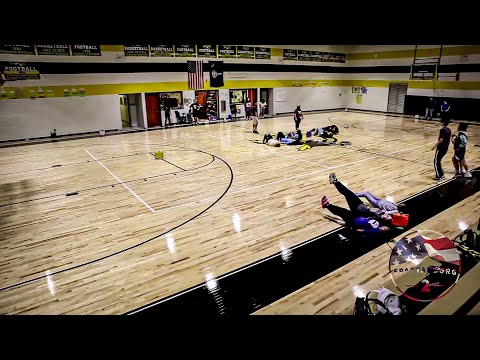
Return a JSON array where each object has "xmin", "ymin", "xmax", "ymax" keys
[{"xmin": 129, "ymin": 170, "xmax": 480, "ymax": 316}]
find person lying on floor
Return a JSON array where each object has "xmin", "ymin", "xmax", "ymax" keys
[
  {"xmin": 276, "ymin": 130, "xmax": 303, "ymax": 145},
  {"xmin": 322, "ymin": 173, "xmax": 392, "ymax": 234},
  {"xmin": 354, "ymin": 191, "xmax": 406, "ymax": 216},
  {"xmin": 262, "ymin": 133, "xmax": 281, "ymax": 147},
  {"xmin": 311, "ymin": 125, "xmax": 339, "ymax": 141}
]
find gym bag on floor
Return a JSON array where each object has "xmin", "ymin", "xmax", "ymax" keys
[{"xmin": 354, "ymin": 287, "xmax": 406, "ymax": 315}]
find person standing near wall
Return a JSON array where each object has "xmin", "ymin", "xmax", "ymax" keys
[
  {"xmin": 432, "ymin": 119, "xmax": 451, "ymax": 181},
  {"xmin": 440, "ymin": 100, "xmax": 451, "ymax": 122},
  {"xmin": 294, "ymin": 105, "xmax": 303, "ymax": 130},
  {"xmin": 252, "ymin": 101, "xmax": 259, "ymax": 133},
  {"xmin": 259, "ymin": 99, "xmax": 267, "ymax": 118},
  {"xmin": 164, "ymin": 103, "xmax": 172, "ymax": 127},
  {"xmin": 189, "ymin": 100, "xmax": 200, "ymax": 125},
  {"xmin": 245, "ymin": 98, "xmax": 252, "ymax": 120},
  {"xmin": 424, "ymin": 97, "xmax": 436, "ymax": 120}
]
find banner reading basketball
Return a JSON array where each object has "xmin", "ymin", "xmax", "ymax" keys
[
  {"xmin": 36, "ymin": 45, "xmax": 70, "ymax": 56},
  {"xmin": 150, "ymin": 45, "xmax": 174, "ymax": 57}
]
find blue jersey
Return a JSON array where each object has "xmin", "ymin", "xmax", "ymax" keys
[{"xmin": 354, "ymin": 217, "xmax": 381, "ymax": 233}]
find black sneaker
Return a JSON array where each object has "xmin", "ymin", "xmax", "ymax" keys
[
  {"xmin": 437, "ymin": 176, "xmax": 446, "ymax": 181},
  {"xmin": 455, "ymin": 172, "xmax": 463, "ymax": 178},
  {"xmin": 329, "ymin": 173, "xmax": 337, "ymax": 184}
]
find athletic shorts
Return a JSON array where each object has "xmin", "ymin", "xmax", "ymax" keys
[
  {"xmin": 454, "ymin": 152, "xmax": 465, "ymax": 161},
  {"xmin": 253, "ymin": 117, "xmax": 258, "ymax": 125}
]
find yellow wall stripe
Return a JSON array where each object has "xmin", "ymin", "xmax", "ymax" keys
[
  {"xmin": 271, "ymin": 48, "xmax": 283, "ymax": 57},
  {"xmin": 2, "ymin": 79, "xmax": 480, "ymax": 99}
]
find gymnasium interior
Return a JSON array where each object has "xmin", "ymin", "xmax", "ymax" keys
[{"xmin": 0, "ymin": 44, "xmax": 479, "ymax": 316}]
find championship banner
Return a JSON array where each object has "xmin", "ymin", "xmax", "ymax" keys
[
  {"xmin": 197, "ymin": 45, "xmax": 217, "ymax": 58},
  {"xmin": 310, "ymin": 51, "xmax": 323, "ymax": 62},
  {"xmin": 237, "ymin": 46, "xmax": 254, "ymax": 59},
  {"xmin": 150, "ymin": 45, "xmax": 174, "ymax": 57},
  {"xmin": 175, "ymin": 45, "xmax": 196, "ymax": 57},
  {"xmin": 36, "ymin": 45, "xmax": 70, "ymax": 56},
  {"xmin": 218, "ymin": 45, "xmax": 236, "ymax": 58},
  {"xmin": 298, "ymin": 50, "xmax": 312, "ymax": 62},
  {"xmin": 1, "ymin": 62, "xmax": 41, "ymax": 81},
  {"xmin": 0, "ymin": 45, "xmax": 35, "ymax": 55},
  {"xmin": 124, "ymin": 45, "xmax": 149, "ymax": 56},
  {"xmin": 283, "ymin": 49, "xmax": 297, "ymax": 61},
  {"xmin": 71, "ymin": 45, "xmax": 101, "ymax": 56},
  {"xmin": 209, "ymin": 61, "xmax": 224, "ymax": 87},
  {"xmin": 254, "ymin": 47, "xmax": 271, "ymax": 60}
]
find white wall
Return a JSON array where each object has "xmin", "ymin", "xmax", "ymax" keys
[
  {"xmin": 0, "ymin": 95, "xmax": 121, "ymax": 141},
  {"xmin": 344, "ymin": 87, "xmax": 389, "ymax": 112},
  {"xmin": 273, "ymin": 86, "xmax": 347, "ymax": 114}
]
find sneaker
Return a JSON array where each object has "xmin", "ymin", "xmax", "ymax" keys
[
  {"xmin": 329, "ymin": 173, "xmax": 338, "ymax": 184},
  {"xmin": 464, "ymin": 171, "xmax": 473, "ymax": 178},
  {"xmin": 321, "ymin": 195, "xmax": 329, "ymax": 208},
  {"xmin": 437, "ymin": 176, "xmax": 446, "ymax": 181},
  {"xmin": 455, "ymin": 172, "xmax": 463, "ymax": 178}
]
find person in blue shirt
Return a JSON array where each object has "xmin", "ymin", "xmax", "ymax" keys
[
  {"xmin": 440, "ymin": 100, "xmax": 451, "ymax": 122},
  {"xmin": 321, "ymin": 173, "xmax": 392, "ymax": 234}
]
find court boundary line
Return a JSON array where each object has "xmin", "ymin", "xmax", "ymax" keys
[
  {"xmin": 84, "ymin": 148, "xmax": 156, "ymax": 213},
  {"xmin": 127, "ymin": 169, "xmax": 468, "ymax": 315}
]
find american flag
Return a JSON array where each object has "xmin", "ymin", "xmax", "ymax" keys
[
  {"xmin": 390, "ymin": 235, "xmax": 460, "ymax": 267},
  {"xmin": 187, "ymin": 60, "xmax": 204, "ymax": 89}
]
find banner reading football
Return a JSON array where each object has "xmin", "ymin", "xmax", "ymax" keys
[
  {"xmin": 150, "ymin": 45, "xmax": 174, "ymax": 57},
  {"xmin": 1, "ymin": 62, "xmax": 41, "ymax": 81},
  {"xmin": 197, "ymin": 45, "xmax": 217, "ymax": 58},
  {"xmin": 175, "ymin": 45, "xmax": 196, "ymax": 57},
  {"xmin": 71, "ymin": 45, "xmax": 101, "ymax": 56},
  {"xmin": 218, "ymin": 45, "xmax": 236, "ymax": 58},
  {"xmin": 0, "ymin": 45, "xmax": 35, "ymax": 55},
  {"xmin": 36, "ymin": 45, "xmax": 70, "ymax": 56},
  {"xmin": 283, "ymin": 49, "xmax": 297, "ymax": 61}
]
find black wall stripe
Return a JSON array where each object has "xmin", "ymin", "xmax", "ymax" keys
[{"xmin": 3, "ymin": 62, "xmax": 480, "ymax": 75}]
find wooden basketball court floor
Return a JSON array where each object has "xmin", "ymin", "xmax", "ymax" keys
[{"xmin": 0, "ymin": 111, "xmax": 479, "ymax": 315}]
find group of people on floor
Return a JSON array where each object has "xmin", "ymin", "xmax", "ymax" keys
[{"xmin": 322, "ymin": 173, "xmax": 406, "ymax": 236}]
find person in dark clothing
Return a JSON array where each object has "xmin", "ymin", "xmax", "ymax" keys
[
  {"xmin": 189, "ymin": 100, "xmax": 200, "ymax": 125},
  {"xmin": 50, "ymin": 129, "xmax": 57, "ymax": 138},
  {"xmin": 245, "ymin": 98, "xmax": 252, "ymax": 120},
  {"xmin": 164, "ymin": 104, "xmax": 172, "ymax": 126},
  {"xmin": 294, "ymin": 105, "xmax": 303, "ymax": 130},
  {"xmin": 440, "ymin": 100, "xmax": 451, "ymax": 122},
  {"xmin": 322, "ymin": 173, "xmax": 392, "ymax": 234},
  {"xmin": 311, "ymin": 125, "xmax": 339, "ymax": 142},
  {"xmin": 425, "ymin": 97, "xmax": 436, "ymax": 120},
  {"xmin": 452, "ymin": 122, "xmax": 472, "ymax": 178},
  {"xmin": 432, "ymin": 119, "xmax": 452, "ymax": 181}
]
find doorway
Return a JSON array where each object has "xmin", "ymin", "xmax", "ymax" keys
[
  {"xmin": 145, "ymin": 93, "xmax": 161, "ymax": 127},
  {"xmin": 195, "ymin": 90, "xmax": 219, "ymax": 119},
  {"xmin": 119, "ymin": 95, "xmax": 131, "ymax": 128},
  {"xmin": 387, "ymin": 83, "xmax": 408, "ymax": 114},
  {"xmin": 259, "ymin": 88, "xmax": 273, "ymax": 116}
]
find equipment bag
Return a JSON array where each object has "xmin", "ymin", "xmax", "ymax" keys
[{"xmin": 392, "ymin": 213, "xmax": 409, "ymax": 227}]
